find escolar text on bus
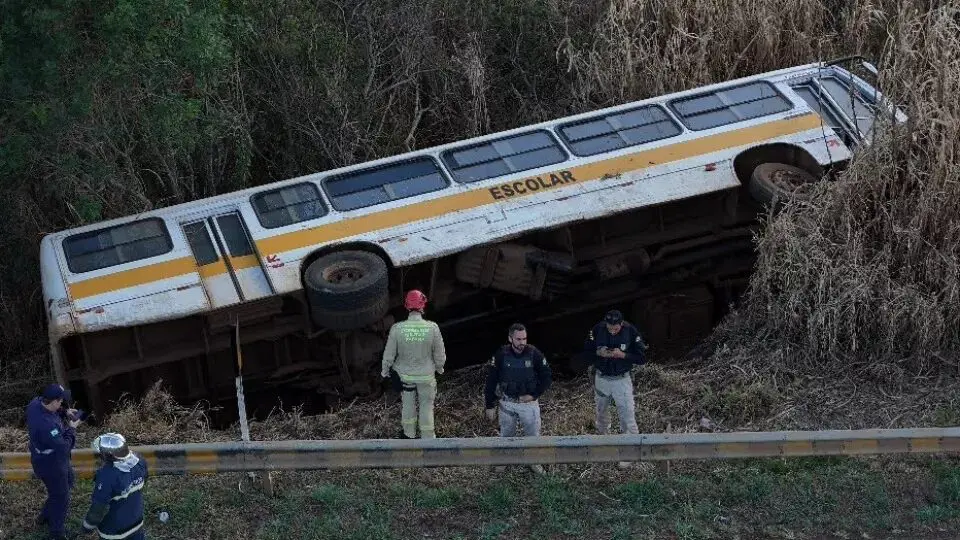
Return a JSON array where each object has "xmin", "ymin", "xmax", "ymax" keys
[{"xmin": 488, "ymin": 170, "xmax": 577, "ymax": 200}]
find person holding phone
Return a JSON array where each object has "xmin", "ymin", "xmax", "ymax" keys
[
  {"xmin": 584, "ymin": 310, "xmax": 647, "ymax": 468},
  {"xmin": 26, "ymin": 383, "xmax": 82, "ymax": 540}
]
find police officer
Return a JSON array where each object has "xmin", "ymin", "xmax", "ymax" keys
[
  {"xmin": 79, "ymin": 433, "xmax": 148, "ymax": 540},
  {"xmin": 381, "ymin": 289, "xmax": 447, "ymax": 439},
  {"xmin": 584, "ymin": 310, "xmax": 646, "ymax": 467},
  {"xmin": 484, "ymin": 323, "xmax": 552, "ymax": 474},
  {"xmin": 27, "ymin": 383, "xmax": 81, "ymax": 540}
]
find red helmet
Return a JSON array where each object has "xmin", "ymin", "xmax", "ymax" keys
[{"xmin": 404, "ymin": 289, "xmax": 427, "ymax": 311}]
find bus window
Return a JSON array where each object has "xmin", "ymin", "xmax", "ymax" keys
[
  {"xmin": 182, "ymin": 221, "xmax": 219, "ymax": 265},
  {"xmin": 558, "ymin": 104, "xmax": 682, "ymax": 156},
  {"xmin": 792, "ymin": 84, "xmax": 853, "ymax": 144},
  {"xmin": 670, "ymin": 81, "xmax": 793, "ymax": 131},
  {"xmin": 325, "ymin": 157, "xmax": 449, "ymax": 211},
  {"xmin": 442, "ymin": 130, "xmax": 567, "ymax": 183},
  {"xmin": 63, "ymin": 218, "xmax": 173, "ymax": 274},
  {"xmin": 216, "ymin": 214, "xmax": 255, "ymax": 257},
  {"xmin": 251, "ymin": 182, "xmax": 328, "ymax": 229},
  {"xmin": 818, "ymin": 76, "xmax": 877, "ymax": 136}
]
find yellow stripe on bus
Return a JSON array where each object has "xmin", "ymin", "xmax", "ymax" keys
[
  {"xmin": 256, "ymin": 114, "xmax": 822, "ymax": 255},
  {"xmin": 197, "ymin": 260, "xmax": 229, "ymax": 279},
  {"xmin": 229, "ymin": 254, "xmax": 261, "ymax": 271},
  {"xmin": 69, "ymin": 257, "xmax": 197, "ymax": 300},
  {"xmin": 65, "ymin": 113, "xmax": 822, "ymax": 300}
]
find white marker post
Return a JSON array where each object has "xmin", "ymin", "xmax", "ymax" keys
[{"xmin": 232, "ymin": 322, "xmax": 275, "ymax": 495}]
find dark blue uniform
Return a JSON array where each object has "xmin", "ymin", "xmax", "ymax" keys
[
  {"xmin": 83, "ymin": 453, "xmax": 149, "ymax": 540},
  {"xmin": 484, "ymin": 345, "xmax": 552, "ymax": 409},
  {"xmin": 26, "ymin": 396, "xmax": 76, "ymax": 538},
  {"xmin": 584, "ymin": 321, "xmax": 646, "ymax": 376}
]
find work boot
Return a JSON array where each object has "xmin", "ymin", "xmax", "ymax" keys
[
  {"xmin": 398, "ymin": 430, "xmax": 413, "ymax": 440},
  {"xmin": 529, "ymin": 464, "xmax": 545, "ymax": 475}
]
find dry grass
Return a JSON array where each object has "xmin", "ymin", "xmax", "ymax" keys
[{"xmin": 2, "ymin": 358, "xmax": 955, "ymax": 455}]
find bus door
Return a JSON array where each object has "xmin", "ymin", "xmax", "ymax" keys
[{"xmin": 180, "ymin": 209, "xmax": 273, "ymax": 308}]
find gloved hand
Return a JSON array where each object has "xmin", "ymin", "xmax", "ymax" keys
[
  {"xmin": 381, "ymin": 370, "xmax": 389, "ymax": 379},
  {"xmin": 68, "ymin": 418, "xmax": 81, "ymax": 429},
  {"xmin": 484, "ymin": 408, "xmax": 496, "ymax": 422}
]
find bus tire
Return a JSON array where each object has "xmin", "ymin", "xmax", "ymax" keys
[
  {"xmin": 748, "ymin": 162, "xmax": 819, "ymax": 209},
  {"xmin": 304, "ymin": 250, "xmax": 389, "ymax": 330}
]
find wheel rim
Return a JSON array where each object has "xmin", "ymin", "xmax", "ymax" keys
[
  {"xmin": 322, "ymin": 262, "xmax": 366, "ymax": 285},
  {"xmin": 769, "ymin": 167, "xmax": 815, "ymax": 194}
]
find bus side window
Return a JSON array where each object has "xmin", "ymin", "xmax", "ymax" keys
[
  {"xmin": 442, "ymin": 130, "xmax": 567, "ymax": 183},
  {"xmin": 63, "ymin": 218, "xmax": 173, "ymax": 274},
  {"xmin": 251, "ymin": 182, "xmax": 328, "ymax": 229},
  {"xmin": 670, "ymin": 81, "xmax": 793, "ymax": 131},
  {"xmin": 324, "ymin": 157, "xmax": 449, "ymax": 212},
  {"xmin": 558, "ymin": 104, "xmax": 682, "ymax": 157}
]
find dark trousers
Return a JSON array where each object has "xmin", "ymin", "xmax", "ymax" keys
[{"xmin": 34, "ymin": 464, "xmax": 74, "ymax": 536}]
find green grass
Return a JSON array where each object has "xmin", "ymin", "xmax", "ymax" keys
[{"xmin": 3, "ymin": 458, "xmax": 960, "ymax": 539}]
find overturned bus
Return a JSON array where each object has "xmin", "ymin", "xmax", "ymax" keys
[{"xmin": 40, "ymin": 58, "xmax": 901, "ymax": 416}]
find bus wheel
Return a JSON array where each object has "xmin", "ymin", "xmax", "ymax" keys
[
  {"xmin": 748, "ymin": 162, "xmax": 819, "ymax": 209},
  {"xmin": 304, "ymin": 250, "xmax": 390, "ymax": 330}
]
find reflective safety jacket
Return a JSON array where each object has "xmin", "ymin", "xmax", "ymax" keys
[
  {"xmin": 381, "ymin": 311, "xmax": 447, "ymax": 381},
  {"xmin": 83, "ymin": 453, "xmax": 149, "ymax": 540}
]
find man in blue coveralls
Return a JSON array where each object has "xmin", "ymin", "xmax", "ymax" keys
[
  {"xmin": 78, "ymin": 433, "xmax": 149, "ymax": 540},
  {"xmin": 27, "ymin": 383, "xmax": 81, "ymax": 540}
]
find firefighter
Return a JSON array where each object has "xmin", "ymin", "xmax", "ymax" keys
[
  {"xmin": 381, "ymin": 289, "xmax": 447, "ymax": 439},
  {"xmin": 483, "ymin": 323, "xmax": 552, "ymax": 474},
  {"xmin": 26, "ymin": 383, "xmax": 81, "ymax": 540},
  {"xmin": 79, "ymin": 433, "xmax": 148, "ymax": 540},
  {"xmin": 584, "ymin": 309, "xmax": 646, "ymax": 468}
]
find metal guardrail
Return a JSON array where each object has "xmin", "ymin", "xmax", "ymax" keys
[{"xmin": 2, "ymin": 427, "xmax": 958, "ymax": 481}]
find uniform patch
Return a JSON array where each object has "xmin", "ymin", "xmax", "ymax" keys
[
  {"xmin": 49, "ymin": 428, "xmax": 59, "ymax": 437},
  {"xmin": 620, "ymin": 344, "xmax": 627, "ymax": 351},
  {"xmin": 525, "ymin": 360, "xmax": 532, "ymax": 368},
  {"xmin": 635, "ymin": 336, "xmax": 642, "ymax": 342}
]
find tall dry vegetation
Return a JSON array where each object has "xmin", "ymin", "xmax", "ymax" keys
[
  {"xmin": 734, "ymin": 4, "xmax": 960, "ymax": 372},
  {"xmin": 1, "ymin": 0, "xmax": 957, "ymax": 399}
]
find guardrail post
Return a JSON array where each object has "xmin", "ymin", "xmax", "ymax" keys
[{"xmin": 233, "ymin": 322, "xmax": 277, "ymax": 496}]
